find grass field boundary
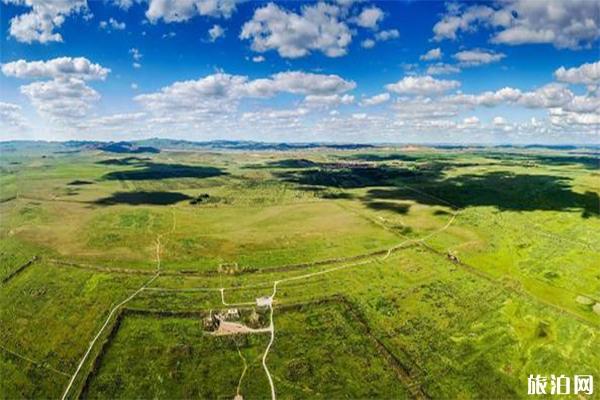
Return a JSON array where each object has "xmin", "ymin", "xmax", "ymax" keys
[
  {"xmin": 77, "ymin": 308, "xmax": 127, "ymax": 400},
  {"xmin": 61, "ymin": 272, "xmax": 160, "ymax": 400},
  {"xmin": 419, "ymin": 242, "xmax": 600, "ymax": 329},
  {"xmin": 275, "ymin": 296, "xmax": 428, "ymax": 400},
  {"xmin": 0, "ymin": 342, "xmax": 71, "ymax": 378},
  {"xmin": 1, "ymin": 256, "xmax": 38, "ymax": 285},
  {"xmin": 47, "ymin": 240, "xmax": 419, "ymax": 278},
  {"xmin": 77, "ymin": 296, "xmax": 427, "ymax": 400}
]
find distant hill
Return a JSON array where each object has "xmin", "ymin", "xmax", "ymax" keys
[
  {"xmin": 132, "ymin": 138, "xmax": 375, "ymax": 151},
  {"xmin": 96, "ymin": 141, "xmax": 160, "ymax": 154}
]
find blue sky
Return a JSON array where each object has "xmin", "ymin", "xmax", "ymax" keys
[{"xmin": 0, "ymin": 0, "xmax": 599, "ymax": 144}]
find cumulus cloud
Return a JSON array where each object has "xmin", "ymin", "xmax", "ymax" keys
[
  {"xmin": 135, "ymin": 71, "xmax": 355, "ymax": 113},
  {"xmin": 129, "ymin": 48, "xmax": 143, "ymax": 61},
  {"xmin": 99, "ymin": 17, "xmax": 126, "ymax": 30},
  {"xmin": 386, "ymin": 75, "xmax": 460, "ymax": 95},
  {"xmin": 360, "ymin": 92, "xmax": 390, "ymax": 106},
  {"xmin": 0, "ymin": 102, "xmax": 28, "ymax": 130},
  {"xmin": 303, "ymin": 94, "xmax": 354, "ymax": 108},
  {"xmin": 146, "ymin": 0, "xmax": 238, "ymax": 22},
  {"xmin": 4, "ymin": 0, "xmax": 87, "ymax": 43},
  {"xmin": 492, "ymin": 116, "xmax": 507, "ymax": 125},
  {"xmin": 208, "ymin": 24, "xmax": 225, "ymax": 41},
  {"xmin": 420, "ymin": 48, "xmax": 442, "ymax": 61},
  {"xmin": 361, "ymin": 39, "xmax": 375, "ymax": 49},
  {"xmin": 252, "ymin": 55, "xmax": 265, "ymax": 63},
  {"xmin": 433, "ymin": 0, "xmax": 600, "ymax": 50},
  {"xmin": 453, "ymin": 49, "xmax": 505, "ymax": 66},
  {"xmin": 445, "ymin": 83, "xmax": 599, "ymax": 126},
  {"xmin": 20, "ymin": 77, "xmax": 101, "ymax": 121},
  {"xmin": 354, "ymin": 6, "xmax": 384, "ymax": 29},
  {"xmin": 426, "ymin": 63, "xmax": 460, "ymax": 75},
  {"xmin": 2, "ymin": 57, "xmax": 109, "ymax": 123},
  {"xmin": 554, "ymin": 60, "xmax": 600, "ymax": 88},
  {"xmin": 362, "ymin": 29, "xmax": 399, "ymax": 49},
  {"xmin": 240, "ymin": 2, "xmax": 352, "ymax": 58},
  {"xmin": 2, "ymin": 57, "xmax": 110, "ymax": 80},
  {"xmin": 462, "ymin": 116, "xmax": 480, "ymax": 125},
  {"xmin": 374, "ymin": 29, "xmax": 399, "ymax": 41}
]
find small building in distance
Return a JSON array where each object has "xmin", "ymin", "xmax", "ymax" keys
[{"xmin": 256, "ymin": 296, "xmax": 272, "ymax": 307}]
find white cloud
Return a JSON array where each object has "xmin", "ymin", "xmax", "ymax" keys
[
  {"xmin": 362, "ymin": 28, "xmax": 399, "ymax": 49},
  {"xmin": 1, "ymin": 57, "xmax": 110, "ymax": 80},
  {"xmin": 453, "ymin": 49, "xmax": 505, "ymax": 66},
  {"xmin": 374, "ymin": 29, "xmax": 399, "ymax": 41},
  {"xmin": 392, "ymin": 97, "xmax": 461, "ymax": 120},
  {"xmin": 0, "ymin": 102, "xmax": 28, "ymax": 130},
  {"xmin": 129, "ymin": 48, "xmax": 143, "ymax": 68},
  {"xmin": 303, "ymin": 94, "xmax": 354, "ymax": 108},
  {"xmin": 433, "ymin": 0, "xmax": 600, "ymax": 50},
  {"xmin": 518, "ymin": 83, "xmax": 574, "ymax": 109},
  {"xmin": 554, "ymin": 60, "xmax": 600, "ymax": 87},
  {"xmin": 462, "ymin": 116, "xmax": 480, "ymax": 125},
  {"xmin": 492, "ymin": 116, "xmax": 507, "ymax": 125},
  {"xmin": 240, "ymin": 2, "xmax": 352, "ymax": 58},
  {"xmin": 360, "ymin": 92, "xmax": 390, "ymax": 106},
  {"xmin": 426, "ymin": 63, "xmax": 460, "ymax": 75},
  {"xmin": 208, "ymin": 24, "xmax": 225, "ymax": 41},
  {"xmin": 361, "ymin": 39, "xmax": 375, "ymax": 49},
  {"xmin": 355, "ymin": 6, "xmax": 384, "ymax": 29},
  {"xmin": 263, "ymin": 71, "xmax": 356, "ymax": 95},
  {"xmin": 252, "ymin": 55, "xmax": 265, "ymax": 63},
  {"xmin": 135, "ymin": 71, "xmax": 355, "ymax": 113},
  {"xmin": 386, "ymin": 75, "xmax": 460, "ymax": 95},
  {"xmin": 146, "ymin": 0, "xmax": 238, "ymax": 22},
  {"xmin": 20, "ymin": 77, "xmax": 100, "ymax": 121},
  {"xmin": 2, "ymin": 57, "xmax": 109, "ymax": 124},
  {"xmin": 99, "ymin": 17, "xmax": 126, "ymax": 31},
  {"xmin": 129, "ymin": 48, "xmax": 143, "ymax": 61},
  {"xmin": 4, "ymin": 0, "xmax": 87, "ymax": 43},
  {"xmin": 420, "ymin": 48, "xmax": 442, "ymax": 61},
  {"xmin": 131, "ymin": 83, "xmax": 139, "ymax": 90},
  {"xmin": 110, "ymin": 0, "xmax": 134, "ymax": 9},
  {"xmin": 242, "ymin": 107, "xmax": 309, "ymax": 121}
]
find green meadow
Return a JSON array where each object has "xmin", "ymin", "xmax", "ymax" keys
[{"xmin": 0, "ymin": 142, "xmax": 598, "ymax": 399}]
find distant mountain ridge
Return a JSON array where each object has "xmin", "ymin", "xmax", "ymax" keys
[{"xmin": 0, "ymin": 139, "xmax": 598, "ymax": 154}]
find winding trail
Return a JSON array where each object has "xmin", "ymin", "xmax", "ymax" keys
[
  {"xmin": 235, "ymin": 344, "xmax": 248, "ymax": 398},
  {"xmin": 262, "ymin": 281, "xmax": 278, "ymax": 400},
  {"xmin": 59, "ymin": 201, "xmax": 458, "ymax": 400}
]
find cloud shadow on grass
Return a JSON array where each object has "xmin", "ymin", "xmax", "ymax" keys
[
  {"xmin": 94, "ymin": 191, "xmax": 192, "ymax": 206},
  {"xmin": 99, "ymin": 160, "xmax": 226, "ymax": 181}
]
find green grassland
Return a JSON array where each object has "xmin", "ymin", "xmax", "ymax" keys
[{"xmin": 0, "ymin": 143, "xmax": 598, "ymax": 399}]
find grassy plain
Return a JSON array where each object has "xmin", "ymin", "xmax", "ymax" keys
[{"xmin": 0, "ymin": 142, "xmax": 598, "ymax": 399}]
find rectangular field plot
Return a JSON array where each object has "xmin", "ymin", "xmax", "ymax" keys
[
  {"xmin": 0, "ymin": 263, "xmax": 149, "ymax": 398},
  {"xmin": 268, "ymin": 301, "xmax": 412, "ymax": 399},
  {"xmin": 83, "ymin": 313, "xmax": 272, "ymax": 399}
]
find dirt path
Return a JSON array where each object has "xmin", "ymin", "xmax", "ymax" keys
[
  {"xmin": 262, "ymin": 282, "xmax": 278, "ymax": 400},
  {"xmin": 61, "ymin": 211, "xmax": 177, "ymax": 400},
  {"xmin": 235, "ymin": 344, "xmax": 248, "ymax": 398},
  {"xmin": 60, "ymin": 271, "xmax": 160, "ymax": 400}
]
